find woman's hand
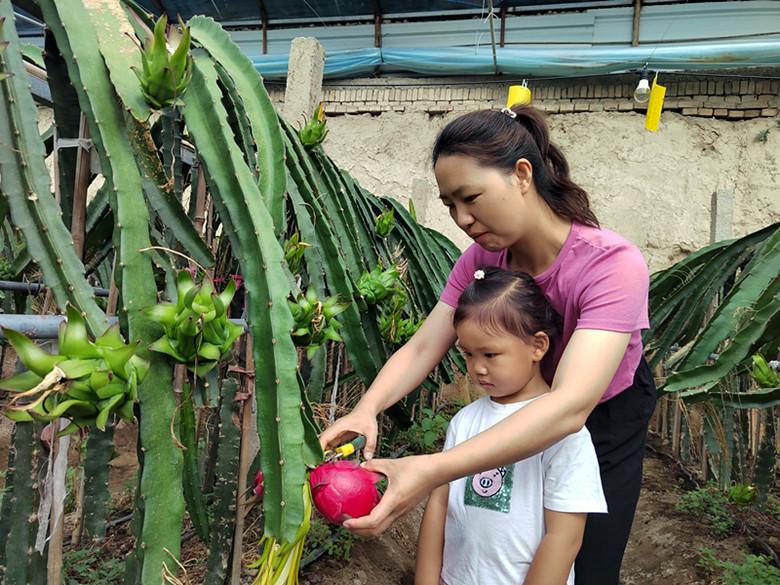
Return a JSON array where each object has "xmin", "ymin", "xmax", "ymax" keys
[
  {"xmin": 343, "ymin": 454, "xmax": 442, "ymax": 536},
  {"xmin": 341, "ymin": 329, "xmax": 631, "ymax": 536},
  {"xmin": 319, "ymin": 405, "xmax": 380, "ymax": 459}
]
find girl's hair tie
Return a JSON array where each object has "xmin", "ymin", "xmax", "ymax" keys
[
  {"xmin": 500, "ymin": 107, "xmax": 517, "ymax": 119},
  {"xmin": 474, "ymin": 269, "xmax": 485, "ymax": 280}
]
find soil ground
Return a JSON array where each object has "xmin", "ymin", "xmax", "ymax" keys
[
  {"xmin": 297, "ymin": 441, "xmax": 780, "ymax": 585},
  {"xmin": 1, "ymin": 418, "xmax": 778, "ymax": 584}
]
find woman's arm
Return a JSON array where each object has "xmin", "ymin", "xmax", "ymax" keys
[
  {"xmin": 415, "ymin": 484, "xmax": 449, "ymax": 585},
  {"xmin": 523, "ymin": 510, "xmax": 586, "ymax": 585},
  {"xmin": 346, "ymin": 328, "xmax": 630, "ymax": 535},
  {"xmin": 319, "ymin": 301, "xmax": 457, "ymax": 458},
  {"xmin": 436, "ymin": 329, "xmax": 630, "ymax": 477}
]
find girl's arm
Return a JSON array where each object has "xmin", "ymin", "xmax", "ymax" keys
[
  {"xmin": 319, "ymin": 301, "xmax": 457, "ymax": 458},
  {"xmin": 415, "ymin": 484, "xmax": 449, "ymax": 585},
  {"xmin": 523, "ymin": 510, "xmax": 586, "ymax": 585},
  {"xmin": 346, "ymin": 328, "xmax": 630, "ymax": 535}
]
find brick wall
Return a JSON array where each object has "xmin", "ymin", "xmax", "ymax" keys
[{"xmin": 266, "ymin": 73, "xmax": 780, "ymax": 119}]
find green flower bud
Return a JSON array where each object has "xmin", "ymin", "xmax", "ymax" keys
[{"xmin": 298, "ymin": 102, "xmax": 328, "ymax": 148}]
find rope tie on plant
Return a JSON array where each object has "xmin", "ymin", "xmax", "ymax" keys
[{"xmin": 34, "ymin": 419, "xmax": 70, "ymax": 555}]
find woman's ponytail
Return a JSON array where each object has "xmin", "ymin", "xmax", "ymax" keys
[
  {"xmin": 511, "ymin": 105, "xmax": 599, "ymax": 228},
  {"xmin": 433, "ymin": 105, "xmax": 599, "ymax": 228}
]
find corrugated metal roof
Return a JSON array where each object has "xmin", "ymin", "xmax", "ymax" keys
[
  {"xmin": 135, "ymin": 0, "xmax": 631, "ymax": 24},
  {"xmin": 12, "ymin": 0, "xmax": 779, "ymax": 79},
  {"xmin": 227, "ymin": 2, "xmax": 780, "ymax": 55}
]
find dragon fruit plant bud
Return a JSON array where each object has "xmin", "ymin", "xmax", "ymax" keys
[
  {"xmin": 133, "ymin": 14, "xmax": 193, "ymax": 109},
  {"xmin": 298, "ymin": 102, "xmax": 328, "ymax": 149}
]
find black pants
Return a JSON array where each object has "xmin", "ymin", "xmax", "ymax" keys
[{"xmin": 574, "ymin": 357, "xmax": 658, "ymax": 585}]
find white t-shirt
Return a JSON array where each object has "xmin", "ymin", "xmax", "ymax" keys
[{"xmin": 440, "ymin": 396, "xmax": 607, "ymax": 585}]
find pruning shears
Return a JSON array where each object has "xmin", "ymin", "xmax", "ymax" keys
[{"xmin": 323, "ymin": 435, "xmax": 366, "ymax": 462}]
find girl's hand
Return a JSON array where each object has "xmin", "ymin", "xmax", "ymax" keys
[
  {"xmin": 343, "ymin": 454, "xmax": 441, "ymax": 536},
  {"xmin": 319, "ymin": 406, "xmax": 379, "ymax": 459}
]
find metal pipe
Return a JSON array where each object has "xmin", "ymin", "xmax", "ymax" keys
[
  {"xmin": 0, "ymin": 280, "xmax": 110, "ymax": 297},
  {"xmin": 0, "ymin": 314, "xmax": 248, "ymax": 339}
]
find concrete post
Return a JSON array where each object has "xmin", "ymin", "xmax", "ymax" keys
[
  {"xmin": 700, "ymin": 187, "xmax": 734, "ymax": 481},
  {"xmin": 411, "ymin": 178, "xmax": 430, "ymax": 224},
  {"xmin": 282, "ymin": 37, "xmax": 326, "ymax": 124},
  {"xmin": 709, "ymin": 188, "xmax": 734, "ymax": 243}
]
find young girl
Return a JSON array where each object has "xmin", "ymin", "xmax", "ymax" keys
[
  {"xmin": 321, "ymin": 104, "xmax": 656, "ymax": 585},
  {"xmin": 415, "ymin": 267, "xmax": 607, "ymax": 585}
]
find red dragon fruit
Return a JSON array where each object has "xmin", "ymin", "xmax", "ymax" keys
[
  {"xmin": 309, "ymin": 460, "xmax": 382, "ymax": 524},
  {"xmin": 253, "ymin": 469, "xmax": 264, "ymax": 500}
]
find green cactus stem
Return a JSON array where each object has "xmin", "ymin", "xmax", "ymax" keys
[
  {"xmin": 0, "ymin": 2, "xmax": 107, "ymax": 334},
  {"xmin": 203, "ymin": 377, "xmax": 241, "ymax": 584},
  {"xmin": 182, "ymin": 50, "xmax": 320, "ymax": 541},
  {"xmin": 37, "ymin": 2, "xmax": 184, "ymax": 580},
  {"xmin": 82, "ymin": 424, "xmax": 114, "ymax": 541},
  {"xmin": 282, "ymin": 132, "xmax": 384, "ymax": 387},
  {"xmin": 43, "ymin": 29, "xmax": 79, "ymax": 231},
  {"xmin": 181, "ymin": 380, "xmax": 210, "ymax": 542},
  {"xmin": 2, "ymin": 422, "xmax": 44, "ymax": 584},
  {"xmin": 189, "ymin": 16, "xmax": 286, "ymax": 233}
]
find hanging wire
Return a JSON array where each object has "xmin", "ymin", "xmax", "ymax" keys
[
  {"xmin": 486, "ymin": 0, "xmax": 499, "ymax": 76},
  {"xmin": 474, "ymin": 0, "xmax": 487, "ymax": 54},
  {"xmin": 300, "ymin": 0, "xmax": 328, "ymax": 27}
]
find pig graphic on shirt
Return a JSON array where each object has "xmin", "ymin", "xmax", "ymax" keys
[{"xmin": 471, "ymin": 467, "xmax": 507, "ymax": 498}]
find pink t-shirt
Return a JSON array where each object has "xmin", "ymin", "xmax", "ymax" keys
[{"xmin": 440, "ymin": 222, "xmax": 650, "ymax": 403}]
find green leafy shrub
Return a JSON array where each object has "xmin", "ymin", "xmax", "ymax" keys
[
  {"xmin": 62, "ymin": 547, "xmax": 123, "ymax": 585},
  {"xmin": 728, "ymin": 483, "xmax": 757, "ymax": 505},
  {"xmin": 697, "ymin": 547, "xmax": 780, "ymax": 585},
  {"xmin": 402, "ymin": 407, "xmax": 451, "ymax": 453},
  {"xmin": 304, "ymin": 515, "xmax": 357, "ymax": 562},
  {"xmin": 676, "ymin": 483, "xmax": 735, "ymax": 537}
]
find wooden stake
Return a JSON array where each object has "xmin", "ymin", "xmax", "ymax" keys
[
  {"xmin": 699, "ymin": 411, "xmax": 708, "ymax": 481},
  {"xmin": 70, "ymin": 436, "xmax": 85, "ymax": 547},
  {"xmin": 672, "ymin": 396, "xmax": 682, "ymax": 457},
  {"xmin": 68, "ymin": 113, "xmax": 90, "ymax": 546},
  {"xmin": 71, "ymin": 114, "xmax": 90, "ymax": 259},
  {"xmin": 193, "ymin": 165, "xmax": 208, "ymax": 240},
  {"xmin": 660, "ymin": 397, "xmax": 668, "ymax": 444},
  {"xmin": 107, "ymin": 255, "xmax": 119, "ymax": 315},
  {"xmin": 631, "ymin": 0, "xmax": 642, "ymax": 46},
  {"xmin": 751, "ymin": 408, "xmax": 760, "ymax": 457},
  {"xmin": 230, "ymin": 336, "xmax": 254, "ymax": 585}
]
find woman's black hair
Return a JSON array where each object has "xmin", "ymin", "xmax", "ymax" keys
[
  {"xmin": 432, "ymin": 104, "xmax": 599, "ymax": 228},
  {"xmin": 453, "ymin": 266, "xmax": 560, "ymax": 343}
]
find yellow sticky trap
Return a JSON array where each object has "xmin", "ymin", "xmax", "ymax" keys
[
  {"xmin": 507, "ymin": 84, "xmax": 532, "ymax": 108},
  {"xmin": 645, "ymin": 74, "xmax": 666, "ymax": 132}
]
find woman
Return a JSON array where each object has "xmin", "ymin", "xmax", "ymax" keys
[{"xmin": 320, "ymin": 105, "xmax": 657, "ymax": 585}]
